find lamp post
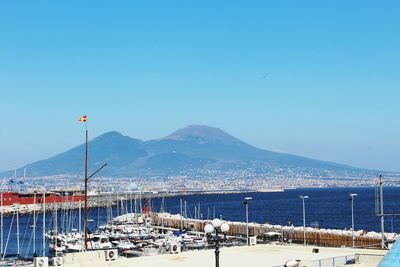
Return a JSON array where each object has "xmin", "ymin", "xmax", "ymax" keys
[
  {"xmin": 299, "ymin": 195, "xmax": 309, "ymax": 246},
  {"xmin": 349, "ymin": 193, "xmax": 357, "ymax": 247},
  {"xmin": 204, "ymin": 218, "xmax": 230, "ymax": 267},
  {"xmin": 243, "ymin": 197, "xmax": 252, "ymax": 245}
]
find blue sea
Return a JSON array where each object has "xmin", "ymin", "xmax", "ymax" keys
[{"xmin": 1, "ymin": 186, "xmax": 400, "ymax": 258}]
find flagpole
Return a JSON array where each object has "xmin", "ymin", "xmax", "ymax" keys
[{"xmin": 84, "ymin": 120, "xmax": 88, "ymax": 251}]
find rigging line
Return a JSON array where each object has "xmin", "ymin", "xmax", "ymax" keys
[
  {"xmin": 88, "ymin": 163, "xmax": 108, "ymax": 180},
  {"xmin": 68, "ymin": 205, "xmax": 73, "ymax": 232},
  {"xmin": 25, "ymin": 209, "xmax": 40, "ymax": 258},
  {"xmin": 187, "ymin": 204, "xmax": 193, "ymax": 219},
  {"xmin": 20, "ymin": 210, "xmax": 33, "ymax": 254},
  {"xmin": 38, "ymin": 209, "xmax": 50, "ymax": 257},
  {"xmin": 2, "ymin": 211, "xmax": 15, "ymax": 260}
]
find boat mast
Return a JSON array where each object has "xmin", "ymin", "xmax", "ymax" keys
[
  {"xmin": 161, "ymin": 197, "xmax": 164, "ymax": 231},
  {"xmin": 33, "ymin": 193, "xmax": 36, "ymax": 256},
  {"xmin": 134, "ymin": 195, "xmax": 137, "ymax": 215},
  {"xmin": 126, "ymin": 192, "xmax": 128, "ymax": 215},
  {"xmin": 79, "ymin": 200, "xmax": 81, "ymax": 236},
  {"xmin": 97, "ymin": 192, "xmax": 100, "ymax": 228},
  {"xmin": 84, "ymin": 122, "xmax": 88, "ymax": 251},
  {"xmin": 42, "ymin": 191, "xmax": 46, "ymax": 257},
  {"xmin": 0, "ymin": 192, "xmax": 3, "ymax": 258},
  {"xmin": 66, "ymin": 192, "xmax": 69, "ymax": 232},
  {"xmin": 198, "ymin": 202, "xmax": 201, "ymax": 219},
  {"xmin": 130, "ymin": 191, "xmax": 133, "ymax": 214},
  {"xmin": 16, "ymin": 204, "xmax": 20, "ymax": 256},
  {"xmin": 184, "ymin": 200, "xmax": 187, "ymax": 218},
  {"xmin": 117, "ymin": 191, "xmax": 119, "ymax": 217},
  {"xmin": 180, "ymin": 199, "xmax": 183, "ymax": 229},
  {"xmin": 139, "ymin": 190, "xmax": 142, "ymax": 215},
  {"xmin": 54, "ymin": 198, "xmax": 57, "ymax": 242},
  {"xmin": 52, "ymin": 197, "xmax": 56, "ymax": 254},
  {"xmin": 79, "ymin": 200, "xmax": 82, "ymax": 252}
]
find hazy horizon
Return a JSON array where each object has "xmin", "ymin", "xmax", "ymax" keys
[{"xmin": 1, "ymin": 1, "xmax": 399, "ymax": 172}]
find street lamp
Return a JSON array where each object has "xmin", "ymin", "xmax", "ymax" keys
[
  {"xmin": 204, "ymin": 218, "xmax": 230, "ymax": 267},
  {"xmin": 349, "ymin": 193, "xmax": 357, "ymax": 247},
  {"xmin": 243, "ymin": 197, "xmax": 252, "ymax": 245},
  {"xmin": 299, "ymin": 195, "xmax": 309, "ymax": 246}
]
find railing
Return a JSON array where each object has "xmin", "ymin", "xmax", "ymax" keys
[
  {"xmin": 308, "ymin": 254, "xmax": 359, "ymax": 267},
  {"xmin": 271, "ymin": 255, "xmax": 359, "ymax": 267}
]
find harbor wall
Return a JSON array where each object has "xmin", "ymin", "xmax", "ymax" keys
[
  {"xmin": 150, "ymin": 213, "xmax": 384, "ymax": 249},
  {"xmin": 0, "ymin": 194, "xmax": 118, "ymax": 215}
]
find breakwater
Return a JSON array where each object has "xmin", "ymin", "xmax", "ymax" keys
[
  {"xmin": 0, "ymin": 197, "xmax": 111, "ymax": 216},
  {"xmin": 151, "ymin": 213, "xmax": 394, "ymax": 249},
  {"xmin": 0, "ymin": 189, "xmax": 284, "ymax": 216}
]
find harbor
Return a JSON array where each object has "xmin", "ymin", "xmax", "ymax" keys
[
  {"xmin": 0, "ymin": 209, "xmax": 391, "ymax": 267},
  {"xmin": 1, "ymin": 188, "xmax": 399, "ymax": 257}
]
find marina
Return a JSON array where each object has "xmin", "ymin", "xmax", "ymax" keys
[
  {"xmin": 0, "ymin": 209, "xmax": 392, "ymax": 266},
  {"xmin": 2, "ymin": 186, "xmax": 400, "ymax": 232},
  {"xmin": 2, "ymin": 187, "xmax": 400, "ymax": 257}
]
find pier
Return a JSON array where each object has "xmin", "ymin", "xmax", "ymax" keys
[{"xmin": 151, "ymin": 213, "xmax": 393, "ymax": 249}]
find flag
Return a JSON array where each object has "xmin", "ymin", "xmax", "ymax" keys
[{"xmin": 79, "ymin": 115, "xmax": 87, "ymax": 122}]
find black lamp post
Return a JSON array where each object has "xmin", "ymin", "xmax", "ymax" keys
[{"xmin": 204, "ymin": 218, "xmax": 230, "ymax": 267}]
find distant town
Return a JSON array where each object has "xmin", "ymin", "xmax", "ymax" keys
[{"xmin": 6, "ymin": 166, "xmax": 400, "ymax": 194}]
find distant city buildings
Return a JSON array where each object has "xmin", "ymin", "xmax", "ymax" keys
[{"xmin": 12, "ymin": 167, "xmax": 400, "ymax": 193}]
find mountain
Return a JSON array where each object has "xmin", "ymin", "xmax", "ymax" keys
[
  {"xmin": 162, "ymin": 125, "xmax": 243, "ymax": 144},
  {"xmin": 144, "ymin": 125, "xmax": 349, "ymax": 170},
  {"xmin": 5, "ymin": 131, "xmax": 146, "ymax": 177},
  {"xmin": 2, "ymin": 125, "xmax": 361, "ymax": 177}
]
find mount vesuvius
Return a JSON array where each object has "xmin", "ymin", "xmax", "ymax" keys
[{"xmin": 2, "ymin": 125, "xmax": 363, "ymax": 177}]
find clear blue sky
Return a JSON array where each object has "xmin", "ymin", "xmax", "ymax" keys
[{"xmin": 1, "ymin": 1, "xmax": 399, "ymax": 172}]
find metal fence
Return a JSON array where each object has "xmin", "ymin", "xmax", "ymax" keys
[
  {"xmin": 271, "ymin": 254, "xmax": 359, "ymax": 267},
  {"xmin": 309, "ymin": 254, "xmax": 359, "ymax": 267}
]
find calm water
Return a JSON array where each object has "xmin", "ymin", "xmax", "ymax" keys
[{"xmin": 2, "ymin": 186, "xmax": 400, "ymax": 258}]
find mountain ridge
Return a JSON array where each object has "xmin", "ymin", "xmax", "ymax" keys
[{"xmin": 1, "ymin": 125, "xmax": 364, "ymax": 177}]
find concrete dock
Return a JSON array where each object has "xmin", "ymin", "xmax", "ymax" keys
[{"xmin": 61, "ymin": 244, "xmax": 387, "ymax": 267}]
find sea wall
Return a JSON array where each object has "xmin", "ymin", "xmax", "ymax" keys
[{"xmin": 151, "ymin": 212, "xmax": 395, "ymax": 249}]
